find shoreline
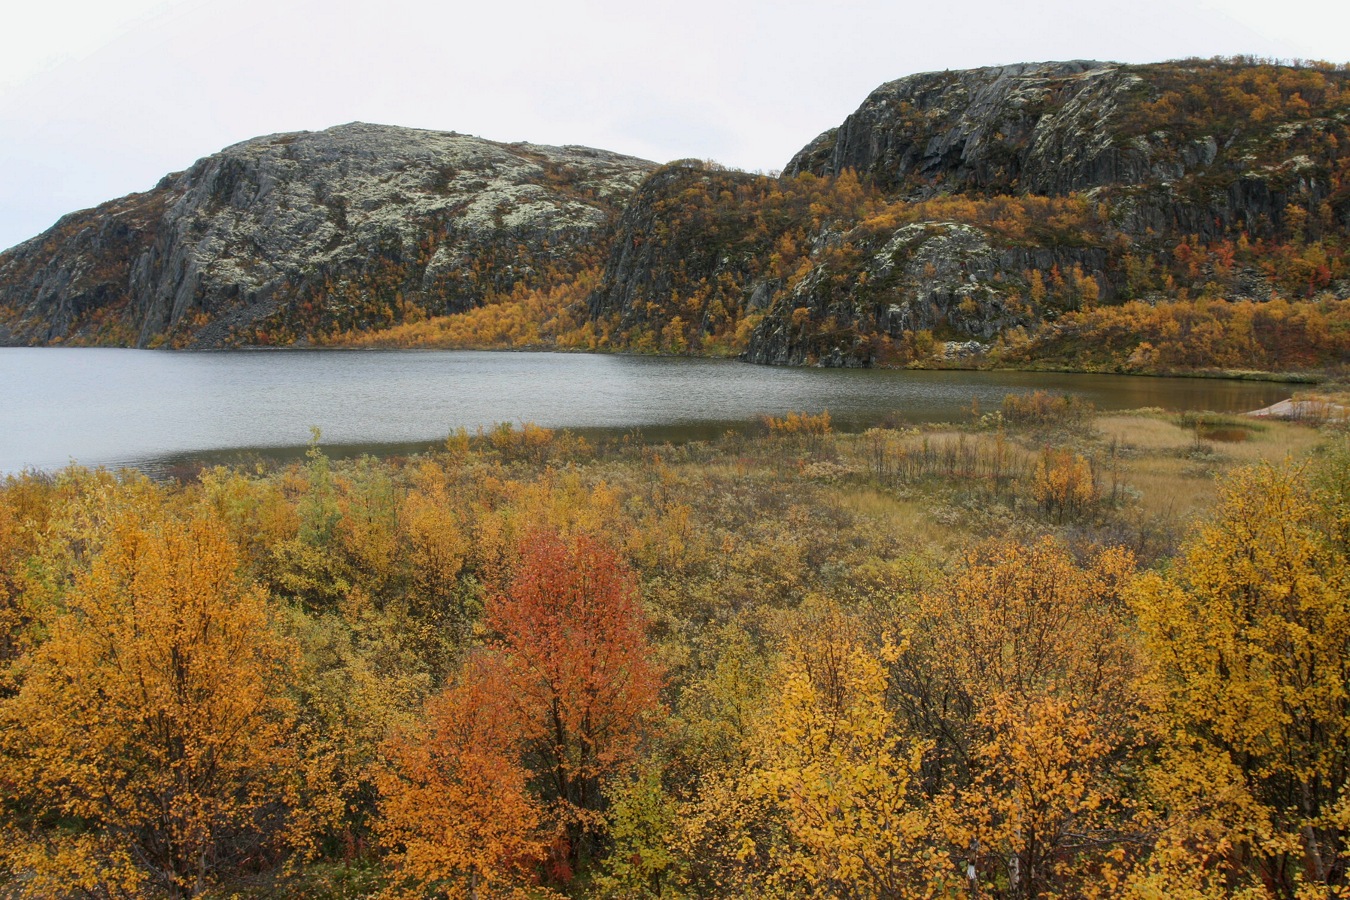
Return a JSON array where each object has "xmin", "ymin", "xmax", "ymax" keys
[{"xmin": 4, "ymin": 338, "xmax": 1340, "ymax": 387}]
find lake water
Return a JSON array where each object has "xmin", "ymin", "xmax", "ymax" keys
[{"xmin": 0, "ymin": 348, "xmax": 1294, "ymax": 475}]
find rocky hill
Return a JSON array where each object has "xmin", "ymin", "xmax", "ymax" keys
[
  {"xmin": 0, "ymin": 123, "xmax": 654, "ymax": 347},
  {"xmin": 587, "ymin": 59, "xmax": 1350, "ymax": 366},
  {"xmin": 3, "ymin": 60, "xmax": 1349, "ymax": 372},
  {"xmin": 788, "ymin": 60, "xmax": 1199, "ymax": 197},
  {"xmin": 784, "ymin": 60, "xmax": 1346, "ymax": 236}
]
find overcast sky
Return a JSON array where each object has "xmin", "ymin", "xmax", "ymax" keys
[{"xmin": 1, "ymin": 0, "xmax": 1347, "ymax": 252}]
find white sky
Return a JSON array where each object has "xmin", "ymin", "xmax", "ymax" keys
[{"xmin": 1, "ymin": 0, "xmax": 1347, "ymax": 252}]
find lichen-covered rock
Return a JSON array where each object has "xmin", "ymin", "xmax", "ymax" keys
[
  {"xmin": 785, "ymin": 62, "xmax": 1139, "ymax": 195},
  {"xmin": 784, "ymin": 60, "xmax": 1349, "ymax": 242},
  {"xmin": 743, "ymin": 222, "xmax": 1100, "ymax": 366},
  {"xmin": 0, "ymin": 123, "xmax": 653, "ymax": 346}
]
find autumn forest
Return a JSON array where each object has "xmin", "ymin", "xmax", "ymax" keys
[{"xmin": 0, "ymin": 397, "xmax": 1348, "ymax": 899}]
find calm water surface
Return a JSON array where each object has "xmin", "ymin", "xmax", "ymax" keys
[{"xmin": 0, "ymin": 348, "xmax": 1294, "ymax": 475}]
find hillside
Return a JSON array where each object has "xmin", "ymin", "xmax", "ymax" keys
[
  {"xmin": 0, "ymin": 123, "xmax": 654, "ymax": 347},
  {"xmin": 2, "ymin": 59, "xmax": 1349, "ymax": 372},
  {"xmin": 596, "ymin": 60, "xmax": 1350, "ymax": 368}
]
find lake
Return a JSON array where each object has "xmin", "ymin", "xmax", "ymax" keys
[{"xmin": 0, "ymin": 348, "xmax": 1295, "ymax": 475}]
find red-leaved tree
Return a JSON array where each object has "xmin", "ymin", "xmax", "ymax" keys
[{"xmin": 487, "ymin": 527, "xmax": 662, "ymax": 873}]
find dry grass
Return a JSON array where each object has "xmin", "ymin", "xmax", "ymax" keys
[
  {"xmin": 831, "ymin": 487, "xmax": 959, "ymax": 553},
  {"xmin": 1094, "ymin": 412, "xmax": 1326, "ymax": 524},
  {"xmin": 1116, "ymin": 457, "xmax": 1221, "ymax": 522},
  {"xmin": 641, "ymin": 409, "xmax": 1339, "ymax": 571},
  {"xmin": 832, "ymin": 486, "xmax": 913, "ymax": 519},
  {"xmin": 1215, "ymin": 420, "xmax": 1323, "ymax": 463},
  {"xmin": 1096, "ymin": 414, "xmax": 1194, "ymax": 453}
]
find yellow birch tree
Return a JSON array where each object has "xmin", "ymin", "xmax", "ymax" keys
[
  {"xmin": 1131, "ymin": 462, "xmax": 1350, "ymax": 897},
  {"xmin": 897, "ymin": 538, "xmax": 1142, "ymax": 897},
  {"xmin": 746, "ymin": 611, "xmax": 946, "ymax": 898},
  {"xmin": 0, "ymin": 502, "xmax": 298, "ymax": 898}
]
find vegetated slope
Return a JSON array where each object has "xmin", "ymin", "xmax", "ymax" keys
[
  {"xmin": 0, "ymin": 123, "xmax": 654, "ymax": 347},
  {"xmin": 594, "ymin": 59, "xmax": 1350, "ymax": 369},
  {"xmin": 3, "ymin": 413, "xmax": 1347, "ymax": 897},
  {"xmin": 591, "ymin": 160, "xmax": 1119, "ymax": 365}
]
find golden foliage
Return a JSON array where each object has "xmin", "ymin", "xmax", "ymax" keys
[
  {"xmin": 897, "ymin": 538, "xmax": 1143, "ymax": 896},
  {"xmin": 916, "ymin": 538, "xmax": 1136, "ymax": 706},
  {"xmin": 1032, "ymin": 448, "xmax": 1100, "ymax": 522},
  {"xmin": 1131, "ymin": 462, "xmax": 1350, "ymax": 896},
  {"xmin": 0, "ymin": 500, "xmax": 298, "ymax": 898},
  {"xmin": 745, "ymin": 613, "xmax": 944, "ymax": 898},
  {"xmin": 377, "ymin": 654, "xmax": 551, "ymax": 899},
  {"xmin": 333, "ymin": 267, "xmax": 601, "ymax": 351},
  {"xmin": 1000, "ymin": 390, "xmax": 1094, "ymax": 428},
  {"xmin": 763, "ymin": 409, "xmax": 832, "ymax": 436},
  {"xmin": 1009, "ymin": 296, "xmax": 1350, "ymax": 373},
  {"xmin": 2, "ymin": 410, "xmax": 1348, "ymax": 896},
  {"xmin": 948, "ymin": 692, "xmax": 1136, "ymax": 898}
]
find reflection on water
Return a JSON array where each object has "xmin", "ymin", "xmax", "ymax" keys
[{"xmin": 0, "ymin": 348, "xmax": 1295, "ymax": 475}]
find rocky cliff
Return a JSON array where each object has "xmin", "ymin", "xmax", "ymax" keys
[
  {"xmin": 0, "ymin": 123, "xmax": 654, "ymax": 346},
  {"xmin": 585, "ymin": 162, "xmax": 806, "ymax": 355},
  {"xmin": 783, "ymin": 60, "xmax": 1347, "ymax": 235}
]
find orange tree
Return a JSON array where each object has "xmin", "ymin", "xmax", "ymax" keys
[{"xmin": 377, "ymin": 653, "xmax": 549, "ymax": 899}]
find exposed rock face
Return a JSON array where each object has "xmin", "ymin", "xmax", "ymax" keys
[
  {"xmin": 0, "ymin": 189, "xmax": 170, "ymax": 346},
  {"xmin": 0, "ymin": 123, "xmax": 654, "ymax": 346},
  {"xmin": 746, "ymin": 224, "xmax": 1005, "ymax": 366},
  {"xmin": 786, "ymin": 61, "xmax": 1145, "ymax": 195},
  {"xmin": 742, "ymin": 222, "xmax": 1111, "ymax": 366},
  {"xmin": 587, "ymin": 163, "xmax": 785, "ymax": 351},
  {"xmin": 785, "ymin": 61, "xmax": 1349, "ymax": 240}
]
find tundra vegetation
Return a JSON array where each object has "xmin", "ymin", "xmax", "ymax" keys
[{"xmin": 0, "ymin": 395, "xmax": 1347, "ymax": 898}]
